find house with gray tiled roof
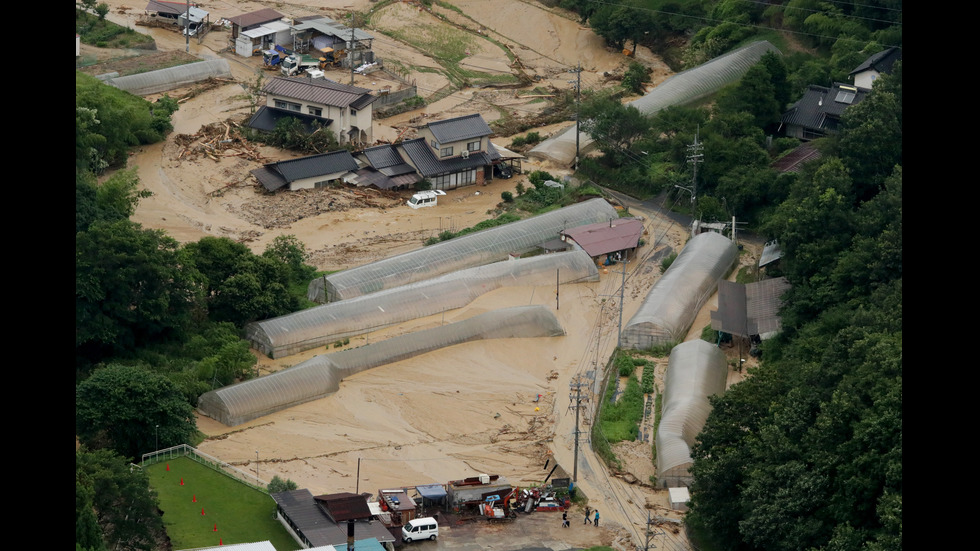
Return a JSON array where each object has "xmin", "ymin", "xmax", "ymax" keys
[
  {"xmin": 250, "ymin": 150, "xmax": 359, "ymax": 192},
  {"xmin": 850, "ymin": 47, "xmax": 901, "ymax": 90},
  {"xmin": 248, "ymin": 76, "xmax": 378, "ymax": 146},
  {"xmin": 400, "ymin": 114, "xmax": 502, "ymax": 190},
  {"xmin": 779, "ymin": 83, "xmax": 869, "ymax": 141}
]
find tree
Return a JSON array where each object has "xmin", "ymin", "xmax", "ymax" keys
[
  {"xmin": 76, "ymin": 364, "xmax": 197, "ymax": 460},
  {"xmin": 76, "ymin": 447, "xmax": 167, "ymax": 551},
  {"xmin": 76, "ymin": 219, "xmax": 202, "ymax": 363},
  {"xmin": 580, "ymin": 96, "xmax": 653, "ymax": 161},
  {"xmin": 95, "ymin": 2, "xmax": 109, "ymax": 20},
  {"xmin": 622, "ymin": 61, "xmax": 651, "ymax": 94},
  {"xmin": 268, "ymin": 475, "xmax": 299, "ymax": 493}
]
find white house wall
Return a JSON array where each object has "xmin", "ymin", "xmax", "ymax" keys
[{"xmin": 289, "ymin": 170, "xmax": 350, "ymax": 191}]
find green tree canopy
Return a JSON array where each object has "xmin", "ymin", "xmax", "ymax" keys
[{"xmin": 76, "ymin": 364, "xmax": 197, "ymax": 460}]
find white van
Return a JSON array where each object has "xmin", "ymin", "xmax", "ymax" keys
[
  {"xmin": 402, "ymin": 517, "xmax": 439, "ymax": 542},
  {"xmin": 406, "ymin": 190, "xmax": 446, "ymax": 209}
]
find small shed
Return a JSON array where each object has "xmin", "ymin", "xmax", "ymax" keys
[
  {"xmin": 668, "ymin": 487, "xmax": 691, "ymax": 512},
  {"xmin": 560, "ymin": 217, "xmax": 644, "ymax": 264},
  {"xmin": 414, "ymin": 484, "xmax": 448, "ymax": 515}
]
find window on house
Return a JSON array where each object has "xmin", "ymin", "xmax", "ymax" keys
[
  {"xmin": 275, "ymin": 100, "xmax": 301, "ymax": 112},
  {"xmin": 467, "ymin": 140, "xmax": 481, "ymax": 152},
  {"xmin": 350, "ymin": 108, "xmax": 358, "ymax": 117},
  {"xmin": 440, "ymin": 146, "xmax": 453, "ymax": 157},
  {"xmin": 308, "ymin": 106, "xmax": 322, "ymax": 117}
]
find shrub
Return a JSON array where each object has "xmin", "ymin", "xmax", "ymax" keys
[
  {"xmin": 660, "ymin": 252, "xmax": 677, "ymax": 272},
  {"xmin": 615, "ymin": 353, "xmax": 635, "ymax": 377},
  {"xmin": 501, "ymin": 191, "xmax": 514, "ymax": 203}
]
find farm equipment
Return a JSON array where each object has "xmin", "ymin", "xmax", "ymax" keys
[{"xmin": 481, "ymin": 489, "xmax": 518, "ymax": 522}]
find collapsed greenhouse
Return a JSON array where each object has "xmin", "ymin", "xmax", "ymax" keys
[
  {"xmin": 655, "ymin": 339, "xmax": 728, "ymax": 488},
  {"xmin": 307, "ymin": 198, "xmax": 619, "ymax": 303},
  {"xmin": 248, "ymin": 250, "xmax": 599, "ymax": 358},
  {"xmin": 199, "ymin": 305, "xmax": 565, "ymax": 426},
  {"xmin": 621, "ymin": 232, "xmax": 738, "ymax": 350},
  {"xmin": 527, "ymin": 40, "xmax": 780, "ymax": 166}
]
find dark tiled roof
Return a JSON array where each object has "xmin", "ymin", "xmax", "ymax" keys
[
  {"xmin": 250, "ymin": 150, "xmax": 358, "ymax": 191},
  {"xmin": 780, "ymin": 83, "xmax": 869, "ymax": 134},
  {"xmin": 227, "ymin": 8, "xmax": 283, "ymax": 28},
  {"xmin": 263, "ymin": 77, "xmax": 377, "ymax": 109},
  {"xmin": 362, "ymin": 144, "xmax": 408, "ymax": 170},
  {"xmin": 771, "ymin": 142, "xmax": 822, "ymax": 173},
  {"xmin": 427, "ymin": 113, "xmax": 492, "ymax": 143},
  {"xmin": 401, "ymin": 138, "xmax": 492, "ymax": 177},
  {"xmin": 246, "ymin": 105, "xmax": 332, "ymax": 133},
  {"xmin": 353, "ymin": 168, "xmax": 419, "ymax": 190},
  {"xmin": 561, "ymin": 218, "xmax": 644, "ymax": 258},
  {"xmin": 850, "ymin": 47, "xmax": 902, "ymax": 76}
]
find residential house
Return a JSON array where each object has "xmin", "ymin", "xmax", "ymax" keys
[
  {"xmin": 248, "ymin": 76, "xmax": 378, "ymax": 146},
  {"xmin": 849, "ymin": 47, "xmax": 901, "ymax": 90},
  {"xmin": 228, "ymin": 8, "xmax": 288, "ymax": 56},
  {"xmin": 400, "ymin": 113, "xmax": 502, "ymax": 190},
  {"xmin": 353, "ymin": 144, "xmax": 421, "ymax": 190},
  {"xmin": 250, "ymin": 150, "xmax": 359, "ymax": 192},
  {"xmin": 779, "ymin": 82, "xmax": 870, "ymax": 140},
  {"xmin": 144, "ymin": 1, "xmax": 210, "ymax": 34}
]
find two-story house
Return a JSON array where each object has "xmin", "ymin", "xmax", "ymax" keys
[
  {"xmin": 399, "ymin": 113, "xmax": 502, "ymax": 190},
  {"xmin": 779, "ymin": 82, "xmax": 870, "ymax": 141},
  {"xmin": 248, "ymin": 76, "xmax": 378, "ymax": 146}
]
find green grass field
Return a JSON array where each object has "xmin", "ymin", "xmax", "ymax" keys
[{"xmin": 146, "ymin": 457, "xmax": 300, "ymax": 550}]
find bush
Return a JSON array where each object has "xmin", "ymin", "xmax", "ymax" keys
[
  {"xmin": 501, "ymin": 191, "xmax": 514, "ymax": 203},
  {"xmin": 267, "ymin": 476, "xmax": 298, "ymax": 493},
  {"xmin": 615, "ymin": 353, "xmax": 635, "ymax": 377},
  {"xmin": 660, "ymin": 252, "xmax": 677, "ymax": 272}
]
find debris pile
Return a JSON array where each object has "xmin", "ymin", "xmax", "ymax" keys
[
  {"xmin": 237, "ymin": 186, "xmax": 403, "ymax": 229},
  {"xmin": 174, "ymin": 118, "xmax": 265, "ymax": 163}
]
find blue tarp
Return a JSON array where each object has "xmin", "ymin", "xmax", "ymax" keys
[{"xmin": 416, "ymin": 484, "xmax": 447, "ymax": 500}]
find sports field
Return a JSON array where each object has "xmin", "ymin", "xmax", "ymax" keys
[{"xmin": 146, "ymin": 456, "xmax": 300, "ymax": 550}]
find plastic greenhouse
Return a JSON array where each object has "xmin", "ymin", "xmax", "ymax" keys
[
  {"xmin": 199, "ymin": 305, "xmax": 565, "ymax": 426},
  {"xmin": 528, "ymin": 41, "xmax": 780, "ymax": 166},
  {"xmin": 655, "ymin": 339, "xmax": 728, "ymax": 488},
  {"xmin": 308, "ymin": 198, "xmax": 619, "ymax": 302},
  {"xmin": 621, "ymin": 232, "xmax": 737, "ymax": 350},
  {"xmin": 104, "ymin": 59, "xmax": 233, "ymax": 96},
  {"xmin": 248, "ymin": 250, "xmax": 598, "ymax": 358}
]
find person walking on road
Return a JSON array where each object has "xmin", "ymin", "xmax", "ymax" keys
[
  {"xmin": 562, "ymin": 511, "xmax": 569, "ymax": 528},
  {"xmin": 584, "ymin": 506, "xmax": 592, "ymax": 525},
  {"xmin": 594, "ymin": 510, "xmax": 600, "ymax": 527}
]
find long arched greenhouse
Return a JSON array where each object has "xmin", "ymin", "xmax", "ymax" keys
[
  {"xmin": 308, "ymin": 198, "xmax": 619, "ymax": 303},
  {"xmin": 249, "ymin": 250, "xmax": 598, "ymax": 358},
  {"xmin": 655, "ymin": 339, "xmax": 728, "ymax": 488},
  {"xmin": 621, "ymin": 232, "xmax": 737, "ymax": 350},
  {"xmin": 199, "ymin": 305, "xmax": 565, "ymax": 426},
  {"xmin": 528, "ymin": 41, "xmax": 779, "ymax": 166},
  {"xmin": 103, "ymin": 59, "xmax": 233, "ymax": 96}
]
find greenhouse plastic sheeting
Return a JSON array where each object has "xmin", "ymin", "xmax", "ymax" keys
[
  {"xmin": 527, "ymin": 41, "xmax": 779, "ymax": 166},
  {"xmin": 104, "ymin": 59, "xmax": 233, "ymax": 96},
  {"xmin": 199, "ymin": 305, "xmax": 565, "ymax": 426},
  {"xmin": 622, "ymin": 232, "xmax": 737, "ymax": 350},
  {"xmin": 655, "ymin": 340, "xmax": 728, "ymax": 487},
  {"xmin": 309, "ymin": 198, "xmax": 618, "ymax": 302},
  {"xmin": 249, "ymin": 250, "xmax": 598, "ymax": 358},
  {"xmin": 657, "ymin": 339, "xmax": 728, "ymax": 487}
]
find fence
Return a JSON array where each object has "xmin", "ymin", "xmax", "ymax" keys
[{"xmin": 141, "ymin": 443, "xmax": 266, "ymax": 491}]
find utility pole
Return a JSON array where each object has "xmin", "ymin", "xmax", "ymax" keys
[
  {"xmin": 642, "ymin": 510, "xmax": 666, "ymax": 550},
  {"xmin": 569, "ymin": 63, "xmax": 582, "ymax": 171},
  {"xmin": 568, "ymin": 376, "xmax": 589, "ymax": 484},
  {"xmin": 184, "ymin": 0, "xmax": 190, "ymax": 53},
  {"xmin": 686, "ymin": 126, "xmax": 703, "ymax": 223},
  {"xmin": 618, "ymin": 250, "xmax": 626, "ymax": 348},
  {"xmin": 349, "ymin": 14, "xmax": 356, "ymax": 85}
]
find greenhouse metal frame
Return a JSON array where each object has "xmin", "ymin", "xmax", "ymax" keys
[
  {"xmin": 309, "ymin": 198, "xmax": 619, "ymax": 303},
  {"xmin": 655, "ymin": 339, "xmax": 728, "ymax": 488},
  {"xmin": 104, "ymin": 59, "xmax": 233, "ymax": 96},
  {"xmin": 528, "ymin": 41, "xmax": 780, "ymax": 166},
  {"xmin": 248, "ymin": 250, "xmax": 598, "ymax": 358},
  {"xmin": 200, "ymin": 305, "xmax": 565, "ymax": 426},
  {"xmin": 622, "ymin": 231, "xmax": 737, "ymax": 350}
]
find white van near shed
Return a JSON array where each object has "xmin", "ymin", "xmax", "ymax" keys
[
  {"xmin": 406, "ymin": 190, "xmax": 446, "ymax": 209},
  {"xmin": 402, "ymin": 516, "xmax": 439, "ymax": 542}
]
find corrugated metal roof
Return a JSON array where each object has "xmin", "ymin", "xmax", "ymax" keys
[
  {"xmin": 771, "ymin": 142, "xmax": 822, "ymax": 173},
  {"xmin": 145, "ymin": 0, "xmax": 190, "ymax": 16},
  {"xmin": 561, "ymin": 218, "xmax": 644, "ymax": 258},
  {"xmin": 292, "ymin": 16, "xmax": 374, "ymax": 42},
  {"xmin": 314, "ymin": 492, "xmax": 372, "ymax": 522},
  {"xmin": 710, "ymin": 278, "xmax": 790, "ymax": 338},
  {"xmin": 759, "ymin": 239, "xmax": 782, "ymax": 267},
  {"xmin": 401, "ymin": 138, "xmax": 492, "ymax": 177},
  {"xmin": 178, "ymin": 541, "xmax": 277, "ymax": 551},
  {"xmin": 226, "ymin": 8, "xmax": 283, "ymax": 29},
  {"xmin": 271, "ymin": 490, "xmax": 394, "ymax": 548},
  {"xmin": 427, "ymin": 113, "xmax": 492, "ymax": 143},
  {"xmin": 263, "ymin": 77, "xmax": 375, "ymax": 109}
]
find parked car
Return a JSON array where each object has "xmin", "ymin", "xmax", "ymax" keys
[{"xmin": 493, "ymin": 163, "xmax": 513, "ymax": 179}]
